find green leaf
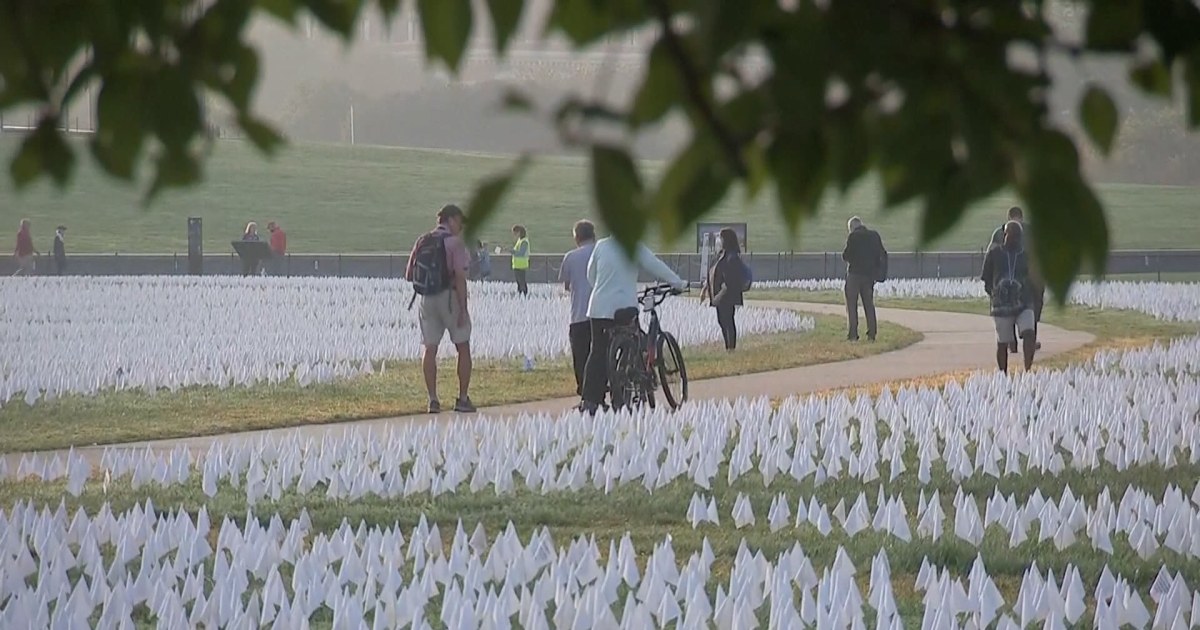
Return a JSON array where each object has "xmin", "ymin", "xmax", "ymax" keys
[
  {"xmin": 417, "ymin": 0, "xmax": 473, "ymax": 72},
  {"xmin": 649, "ymin": 135, "xmax": 733, "ymax": 243},
  {"xmin": 486, "ymin": 0, "xmax": 524, "ymax": 56},
  {"xmin": 259, "ymin": 0, "xmax": 300, "ymax": 23},
  {"xmin": 9, "ymin": 118, "xmax": 76, "ymax": 188},
  {"xmin": 377, "ymin": 0, "xmax": 403, "ymax": 21},
  {"xmin": 547, "ymin": 0, "xmax": 612, "ymax": 47},
  {"xmin": 304, "ymin": 0, "xmax": 360, "ymax": 37},
  {"xmin": 591, "ymin": 144, "xmax": 647, "ymax": 255},
  {"xmin": 1016, "ymin": 131, "xmax": 1110, "ymax": 301},
  {"xmin": 919, "ymin": 166, "xmax": 970, "ymax": 244},
  {"xmin": 767, "ymin": 129, "xmax": 827, "ymax": 234},
  {"xmin": 225, "ymin": 46, "xmax": 261, "ymax": 111},
  {"xmin": 1079, "ymin": 85, "xmax": 1119, "ymax": 155},
  {"xmin": 152, "ymin": 70, "xmax": 202, "ymax": 148},
  {"xmin": 237, "ymin": 114, "xmax": 286, "ymax": 155},
  {"xmin": 1130, "ymin": 59, "xmax": 1172, "ymax": 97},
  {"xmin": 465, "ymin": 155, "xmax": 530, "ymax": 240},
  {"xmin": 628, "ymin": 39, "xmax": 681, "ymax": 128},
  {"xmin": 827, "ymin": 112, "xmax": 871, "ymax": 193},
  {"xmin": 1085, "ymin": 0, "xmax": 1143, "ymax": 50},
  {"xmin": 1187, "ymin": 49, "xmax": 1200, "ymax": 128},
  {"xmin": 93, "ymin": 76, "xmax": 146, "ymax": 179}
]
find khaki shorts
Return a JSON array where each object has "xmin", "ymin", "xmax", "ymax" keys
[
  {"xmin": 419, "ymin": 290, "xmax": 471, "ymax": 346},
  {"xmin": 994, "ymin": 309, "xmax": 1035, "ymax": 344}
]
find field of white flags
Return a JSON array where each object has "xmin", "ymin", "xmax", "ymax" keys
[
  {"xmin": 759, "ymin": 278, "xmax": 1200, "ymax": 322},
  {"xmin": 0, "ymin": 276, "xmax": 812, "ymax": 406},
  {"xmin": 0, "ymin": 279, "xmax": 1198, "ymax": 627}
]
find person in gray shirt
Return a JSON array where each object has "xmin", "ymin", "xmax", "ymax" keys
[{"xmin": 559, "ymin": 220, "xmax": 597, "ymax": 396}]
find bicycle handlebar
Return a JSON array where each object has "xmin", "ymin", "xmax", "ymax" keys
[{"xmin": 638, "ymin": 282, "xmax": 690, "ymax": 307}]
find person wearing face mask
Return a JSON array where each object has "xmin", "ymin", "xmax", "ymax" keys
[{"xmin": 982, "ymin": 220, "xmax": 1040, "ymax": 374}]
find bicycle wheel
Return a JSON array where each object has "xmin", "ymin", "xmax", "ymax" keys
[
  {"xmin": 656, "ymin": 331, "xmax": 688, "ymax": 409},
  {"xmin": 607, "ymin": 332, "xmax": 639, "ymax": 412},
  {"xmin": 609, "ymin": 332, "xmax": 654, "ymax": 412}
]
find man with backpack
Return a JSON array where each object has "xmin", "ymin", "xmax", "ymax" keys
[
  {"xmin": 841, "ymin": 216, "xmax": 888, "ymax": 342},
  {"xmin": 982, "ymin": 221, "xmax": 1039, "ymax": 374},
  {"xmin": 988, "ymin": 206, "xmax": 1044, "ymax": 351},
  {"xmin": 406, "ymin": 204, "xmax": 475, "ymax": 413}
]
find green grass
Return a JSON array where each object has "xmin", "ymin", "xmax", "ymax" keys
[
  {"xmin": 0, "ymin": 313, "xmax": 920, "ymax": 453},
  {"xmin": 4, "ymin": 134, "xmax": 1200, "ymax": 254},
  {"xmin": 3, "ymin": 456, "xmax": 1196, "ymax": 626}
]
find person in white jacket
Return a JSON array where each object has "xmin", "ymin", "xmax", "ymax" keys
[{"xmin": 578, "ymin": 236, "xmax": 686, "ymax": 414}]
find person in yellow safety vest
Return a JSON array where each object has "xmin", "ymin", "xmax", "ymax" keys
[{"xmin": 511, "ymin": 224, "xmax": 530, "ymax": 296}]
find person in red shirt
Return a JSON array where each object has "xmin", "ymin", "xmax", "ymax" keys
[
  {"xmin": 12, "ymin": 219, "xmax": 39, "ymax": 276},
  {"xmin": 267, "ymin": 221, "xmax": 287, "ymax": 276}
]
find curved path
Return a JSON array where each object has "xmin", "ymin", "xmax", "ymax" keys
[{"xmin": 3, "ymin": 301, "xmax": 1093, "ymax": 462}]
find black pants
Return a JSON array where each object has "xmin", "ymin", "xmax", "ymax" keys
[
  {"xmin": 241, "ymin": 257, "xmax": 260, "ymax": 276},
  {"xmin": 514, "ymin": 269, "xmax": 528, "ymax": 295},
  {"xmin": 53, "ymin": 256, "xmax": 66, "ymax": 275},
  {"xmin": 569, "ymin": 321, "xmax": 592, "ymax": 396},
  {"xmin": 715, "ymin": 305, "xmax": 737, "ymax": 349},
  {"xmin": 581, "ymin": 318, "xmax": 616, "ymax": 405},
  {"xmin": 845, "ymin": 273, "xmax": 877, "ymax": 339}
]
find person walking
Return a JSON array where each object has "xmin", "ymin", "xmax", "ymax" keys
[
  {"xmin": 578, "ymin": 237, "xmax": 686, "ymax": 415},
  {"xmin": 51, "ymin": 225, "xmax": 67, "ymax": 275},
  {"xmin": 841, "ymin": 216, "xmax": 888, "ymax": 341},
  {"xmin": 982, "ymin": 221, "xmax": 1039, "ymax": 374},
  {"xmin": 406, "ymin": 204, "xmax": 475, "ymax": 414},
  {"xmin": 12, "ymin": 219, "xmax": 39, "ymax": 276},
  {"xmin": 511, "ymin": 225, "xmax": 530, "ymax": 296},
  {"xmin": 704, "ymin": 228, "xmax": 748, "ymax": 351},
  {"xmin": 267, "ymin": 221, "xmax": 287, "ymax": 276},
  {"xmin": 988, "ymin": 206, "xmax": 1043, "ymax": 351},
  {"xmin": 559, "ymin": 220, "xmax": 597, "ymax": 396}
]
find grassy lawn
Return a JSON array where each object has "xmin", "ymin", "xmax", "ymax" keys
[
  {"xmin": 0, "ymin": 313, "xmax": 920, "ymax": 453},
  {"xmin": 4, "ymin": 134, "xmax": 1199, "ymax": 255},
  {"xmin": 3, "ymin": 457, "xmax": 1195, "ymax": 626}
]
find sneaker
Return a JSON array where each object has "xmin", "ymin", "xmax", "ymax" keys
[
  {"xmin": 427, "ymin": 399, "xmax": 441, "ymax": 414},
  {"xmin": 1036, "ymin": 341, "xmax": 1042, "ymax": 350},
  {"xmin": 454, "ymin": 397, "xmax": 476, "ymax": 413}
]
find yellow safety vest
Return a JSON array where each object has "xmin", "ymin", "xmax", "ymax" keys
[{"xmin": 512, "ymin": 237, "xmax": 530, "ymax": 269}]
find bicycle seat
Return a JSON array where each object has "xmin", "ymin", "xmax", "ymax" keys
[{"xmin": 614, "ymin": 307, "xmax": 639, "ymax": 326}]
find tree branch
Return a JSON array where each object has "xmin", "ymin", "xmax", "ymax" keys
[{"xmin": 646, "ymin": 0, "xmax": 747, "ymax": 177}]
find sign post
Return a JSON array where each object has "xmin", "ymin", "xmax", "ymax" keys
[{"xmin": 187, "ymin": 218, "xmax": 203, "ymax": 275}]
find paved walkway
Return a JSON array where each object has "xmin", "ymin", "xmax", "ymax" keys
[{"xmin": 3, "ymin": 301, "xmax": 1093, "ymax": 462}]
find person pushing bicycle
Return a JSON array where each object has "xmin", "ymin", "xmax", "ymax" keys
[{"xmin": 578, "ymin": 236, "xmax": 686, "ymax": 415}]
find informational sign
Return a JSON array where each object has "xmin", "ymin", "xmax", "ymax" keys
[
  {"xmin": 187, "ymin": 218, "xmax": 203, "ymax": 275},
  {"xmin": 695, "ymin": 222, "xmax": 748, "ymax": 253}
]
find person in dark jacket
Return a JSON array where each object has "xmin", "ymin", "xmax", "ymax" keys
[
  {"xmin": 982, "ymin": 221, "xmax": 1039, "ymax": 374},
  {"xmin": 988, "ymin": 206, "xmax": 1044, "ymax": 351},
  {"xmin": 51, "ymin": 225, "xmax": 66, "ymax": 275},
  {"xmin": 704, "ymin": 228, "xmax": 747, "ymax": 351},
  {"xmin": 841, "ymin": 217, "xmax": 888, "ymax": 342}
]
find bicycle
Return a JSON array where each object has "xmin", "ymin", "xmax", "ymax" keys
[{"xmin": 607, "ymin": 283, "xmax": 690, "ymax": 412}]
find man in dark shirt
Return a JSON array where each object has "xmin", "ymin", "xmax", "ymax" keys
[
  {"xmin": 841, "ymin": 216, "xmax": 888, "ymax": 342},
  {"xmin": 982, "ymin": 221, "xmax": 1038, "ymax": 374}
]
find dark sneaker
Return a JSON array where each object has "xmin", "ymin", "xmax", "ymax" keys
[
  {"xmin": 1036, "ymin": 341, "xmax": 1042, "ymax": 351},
  {"xmin": 454, "ymin": 397, "xmax": 476, "ymax": 413},
  {"xmin": 427, "ymin": 399, "xmax": 441, "ymax": 414}
]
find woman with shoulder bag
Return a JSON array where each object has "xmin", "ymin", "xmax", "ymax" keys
[{"xmin": 706, "ymin": 228, "xmax": 748, "ymax": 351}]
